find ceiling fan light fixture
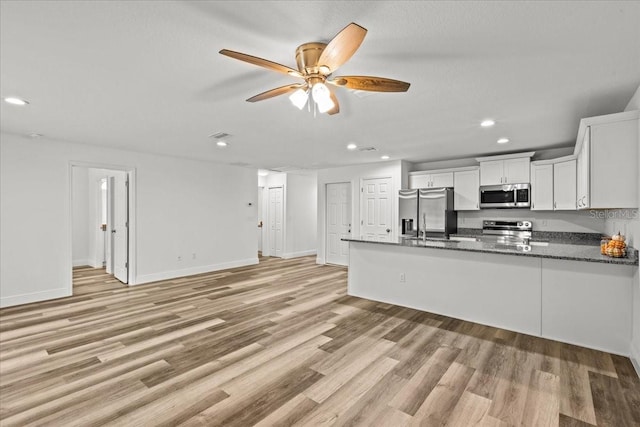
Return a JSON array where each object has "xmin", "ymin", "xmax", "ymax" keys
[
  {"xmin": 316, "ymin": 97, "xmax": 335, "ymax": 114},
  {"xmin": 289, "ymin": 88, "xmax": 308, "ymax": 109},
  {"xmin": 311, "ymin": 82, "xmax": 330, "ymax": 103}
]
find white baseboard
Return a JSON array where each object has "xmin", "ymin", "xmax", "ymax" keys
[
  {"xmin": 72, "ymin": 258, "xmax": 91, "ymax": 267},
  {"xmin": 316, "ymin": 256, "xmax": 325, "ymax": 265},
  {"xmin": 282, "ymin": 250, "xmax": 317, "ymax": 259},
  {"xmin": 0, "ymin": 287, "xmax": 71, "ymax": 308},
  {"xmin": 133, "ymin": 258, "xmax": 259, "ymax": 285},
  {"xmin": 631, "ymin": 339, "xmax": 640, "ymax": 379}
]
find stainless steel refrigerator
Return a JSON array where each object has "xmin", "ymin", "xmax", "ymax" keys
[
  {"xmin": 399, "ymin": 187, "xmax": 457, "ymax": 238},
  {"xmin": 418, "ymin": 187, "xmax": 457, "ymax": 238},
  {"xmin": 399, "ymin": 189, "xmax": 418, "ymax": 237}
]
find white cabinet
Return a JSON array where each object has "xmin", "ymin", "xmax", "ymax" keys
[
  {"xmin": 479, "ymin": 157, "xmax": 531, "ymax": 185},
  {"xmin": 577, "ymin": 116, "xmax": 638, "ymax": 209},
  {"xmin": 408, "ymin": 171, "xmax": 454, "ymax": 189},
  {"xmin": 531, "ymin": 158, "xmax": 577, "ymax": 211},
  {"xmin": 576, "ymin": 129, "xmax": 590, "ymax": 209},
  {"xmin": 454, "ymin": 168, "xmax": 480, "ymax": 210},
  {"xmin": 553, "ymin": 160, "xmax": 577, "ymax": 210},
  {"xmin": 530, "ymin": 163, "xmax": 553, "ymax": 211}
]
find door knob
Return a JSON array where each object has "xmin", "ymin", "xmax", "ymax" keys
[
  {"xmin": 386, "ymin": 229, "xmax": 391, "ymax": 233},
  {"xmin": 111, "ymin": 229, "xmax": 116, "ymax": 233}
]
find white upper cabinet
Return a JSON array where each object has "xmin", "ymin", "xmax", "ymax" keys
[
  {"xmin": 575, "ymin": 111, "xmax": 639, "ymax": 209},
  {"xmin": 408, "ymin": 171, "xmax": 454, "ymax": 189},
  {"xmin": 408, "ymin": 173, "xmax": 429, "ymax": 189},
  {"xmin": 553, "ymin": 159, "xmax": 577, "ymax": 210},
  {"xmin": 530, "ymin": 163, "xmax": 553, "ymax": 211},
  {"xmin": 479, "ymin": 160, "xmax": 504, "ymax": 186},
  {"xmin": 454, "ymin": 168, "xmax": 480, "ymax": 210},
  {"xmin": 531, "ymin": 158, "xmax": 577, "ymax": 211},
  {"xmin": 477, "ymin": 153, "xmax": 534, "ymax": 186}
]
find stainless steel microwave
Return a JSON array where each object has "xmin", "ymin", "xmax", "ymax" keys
[{"xmin": 479, "ymin": 183, "xmax": 531, "ymax": 208}]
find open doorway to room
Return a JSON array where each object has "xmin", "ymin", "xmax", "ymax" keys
[{"xmin": 71, "ymin": 165, "xmax": 134, "ymax": 295}]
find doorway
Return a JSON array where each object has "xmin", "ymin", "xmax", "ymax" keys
[
  {"xmin": 71, "ymin": 164, "xmax": 135, "ymax": 294},
  {"xmin": 257, "ymin": 186, "xmax": 264, "ymax": 256},
  {"xmin": 360, "ymin": 176, "xmax": 393, "ymax": 241},
  {"xmin": 325, "ymin": 182, "xmax": 351, "ymax": 266},
  {"xmin": 267, "ymin": 186, "xmax": 284, "ymax": 257}
]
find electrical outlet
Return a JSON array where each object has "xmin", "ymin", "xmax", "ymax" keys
[
  {"xmin": 177, "ymin": 255, "xmax": 182, "ymax": 262},
  {"xmin": 399, "ymin": 272, "xmax": 406, "ymax": 283},
  {"xmin": 192, "ymin": 253, "xmax": 196, "ymax": 260}
]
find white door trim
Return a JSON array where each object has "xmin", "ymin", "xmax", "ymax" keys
[
  {"xmin": 325, "ymin": 182, "xmax": 352, "ymax": 266},
  {"xmin": 69, "ymin": 162, "xmax": 137, "ymax": 294}
]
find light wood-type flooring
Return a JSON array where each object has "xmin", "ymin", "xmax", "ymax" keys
[{"xmin": 1, "ymin": 256, "xmax": 639, "ymax": 426}]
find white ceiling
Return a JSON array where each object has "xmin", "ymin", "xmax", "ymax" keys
[{"xmin": 1, "ymin": 1, "xmax": 639, "ymax": 170}]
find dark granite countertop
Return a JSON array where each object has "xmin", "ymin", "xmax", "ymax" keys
[{"xmin": 343, "ymin": 237, "xmax": 639, "ymax": 266}]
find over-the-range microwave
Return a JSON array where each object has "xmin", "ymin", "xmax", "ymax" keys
[{"xmin": 479, "ymin": 183, "xmax": 530, "ymax": 209}]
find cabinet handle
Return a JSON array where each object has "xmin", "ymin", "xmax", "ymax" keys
[{"xmin": 554, "ymin": 201, "xmax": 557, "ymax": 209}]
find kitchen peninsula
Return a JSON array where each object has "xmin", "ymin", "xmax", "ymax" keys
[{"xmin": 344, "ymin": 237, "xmax": 638, "ymax": 356}]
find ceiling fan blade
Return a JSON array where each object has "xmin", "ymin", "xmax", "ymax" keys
[
  {"xmin": 329, "ymin": 75, "xmax": 410, "ymax": 92},
  {"xmin": 317, "ymin": 23, "xmax": 367, "ymax": 74},
  {"xmin": 327, "ymin": 90, "xmax": 340, "ymax": 115},
  {"xmin": 246, "ymin": 83, "xmax": 306, "ymax": 102},
  {"xmin": 220, "ymin": 49, "xmax": 302, "ymax": 78}
]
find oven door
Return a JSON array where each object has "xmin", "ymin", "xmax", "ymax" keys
[{"xmin": 479, "ymin": 185, "xmax": 516, "ymax": 208}]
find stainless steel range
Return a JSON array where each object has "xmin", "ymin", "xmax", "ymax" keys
[{"xmin": 481, "ymin": 220, "xmax": 532, "ymax": 250}]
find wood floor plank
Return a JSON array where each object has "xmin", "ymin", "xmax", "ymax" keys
[
  {"xmin": 0, "ymin": 257, "xmax": 637, "ymax": 426},
  {"xmin": 408, "ymin": 361, "xmax": 475, "ymax": 425}
]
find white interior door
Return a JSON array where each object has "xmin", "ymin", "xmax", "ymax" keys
[
  {"xmin": 326, "ymin": 182, "xmax": 351, "ymax": 266},
  {"xmin": 268, "ymin": 186, "xmax": 284, "ymax": 257},
  {"xmin": 257, "ymin": 186, "xmax": 264, "ymax": 253},
  {"xmin": 361, "ymin": 177, "xmax": 393, "ymax": 242},
  {"xmin": 112, "ymin": 172, "xmax": 128, "ymax": 283},
  {"xmin": 105, "ymin": 177, "xmax": 114, "ymax": 274}
]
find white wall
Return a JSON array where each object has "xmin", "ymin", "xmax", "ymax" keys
[
  {"xmin": 285, "ymin": 173, "xmax": 317, "ymax": 258},
  {"xmin": 316, "ymin": 160, "xmax": 402, "ymax": 264},
  {"xmin": 622, "ymin": 85, "xmax": 640, "ymax": 373},
  {"xmin": 71, "ymin": 167, "xmax": 90, "ymax": 266},
  {"xmin": 0, "ymin": 133, "xmax": 258, "ymax": 307}
]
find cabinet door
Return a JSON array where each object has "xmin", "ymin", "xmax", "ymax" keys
[
  {"xmin": 454, "ymin": 169, "xmax": 480, "ymax": 210},
  {"xmin": 576, "ymin": 128, "xmax": 590, "ymax": 209},
  {"xmin": 479, "ymin": 160, "xmax": 504, "ymax": 186},
  {"xmin": 530, "ymin": 164, "xmax": 553, "ymax": 210},
  {"xmin": 553, "ymin": 160, "xmax": 577, "ymax": 210},
  {"xmin": 408, "ymin": 173, "xmax": 429, "ymax": 189},
  {"xmin": 504, "ymin": 157, "xmax": 530, "ymax": 183},
  {"xmin": 590, "ymin": 119, "xmax": 638, "ymax": 209},
  {"xmin": 430, "ymin": 172, "xmax": 454, "ymax": 188}
]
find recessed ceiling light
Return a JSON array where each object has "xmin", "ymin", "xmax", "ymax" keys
[
  {"xmin": 3, "ymin": 97, "xmax": 29, "ymax": 106},
  {"xmin": 27, "ymin": 133, "xmax": 43, "ymax": 138},
  {"xmin": 497, "ymin": 138, "xmax": 509, "ymax": 144},
  {"xmin": 216, "ymin": 141, "xmax": 228, "ymax": 147},
  {"xmin": 481, "ymin": 119, "xmax": 495, "ymax": 127},
  {"xmin": 347, "ymin": 143, "xmax": 357, "ymax": 150},
  {"xmin": 258, "ymin": 170, "xmax": 269, "ymax": 177},
  {"xmin": 381, "ymin": 155, "xmax": 390, "ymax": 160}
]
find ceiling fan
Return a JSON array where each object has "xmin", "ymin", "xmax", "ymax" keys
[{"xmin": 219, "ymin": 23, "xmax": 410, "ymax": 115}]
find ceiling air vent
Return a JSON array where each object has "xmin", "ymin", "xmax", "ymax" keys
[
  {"xmin": 357, "ymin": 146, "xmax": 377, "ymax": 152},
  {"xmin": 209, "ymin": 132, "xmax": 231, "ymax": 139}
]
